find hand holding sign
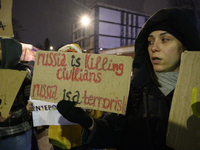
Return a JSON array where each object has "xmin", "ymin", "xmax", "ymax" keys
[
  {"xmin": 0, "ymin": 111, "xmax": 13, "ymax": 122},
  {"xmin": 57, "ymin": 100, "xmax": 93, "ymax": 129}
]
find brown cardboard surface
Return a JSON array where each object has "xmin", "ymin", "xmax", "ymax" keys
[
  {"xmin": 166, "ymin": 51, "xmax": 200, "ymax": 150},
  {"xmin": 0, "ymin": 69, "xmax": 27, "ymax": 118},
  {"xmin": 0, "ymin": 0, "xmax": 13, "ymax": 38},
  {"xmin": 30, "ymin": 51, "xmax": 132, "ymax": 114}
]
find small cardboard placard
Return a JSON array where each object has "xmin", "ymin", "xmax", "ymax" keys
[
  {"xmin": 30, "ymin": 51, "xmax": 132, "ymax": 114},
  {"xmin": 166, "ymin": 51, "xmax": 200, "ymax": 150},
  {"xmin": 0, "ymin": 69, "xmax": 27, "ymax": 117},
  {"xmin": 0, "ymin": 0, "xmax": 13, "ymax": 38}
]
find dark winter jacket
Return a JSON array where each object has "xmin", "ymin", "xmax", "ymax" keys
[
  {"xmin": 81, "ymin": 7, "xmax": 200, "ymax": 150},
  {"xmin": 82, "ymin": 73, "xmax": 173, "ymax": 150},
  {"xmin": 0, "ymin": 38, "xmax": 32, "ymax": 140}
]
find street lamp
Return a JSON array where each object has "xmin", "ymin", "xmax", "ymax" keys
[
  {"xmin": 50, "ymin": 46, "xmax": 53, "ymax": 50},
  {"xmin": 81, "ymin": 15, "xmax": 90, "ymax": 26}
]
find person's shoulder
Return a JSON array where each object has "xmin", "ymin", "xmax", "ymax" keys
[
  {"xmin": 13, "ymin": 62, "xmax": 33, "ymax": 80},
  {"xmin": 13, "ymin": 62, "xmax": 32, "ymax": 71}
]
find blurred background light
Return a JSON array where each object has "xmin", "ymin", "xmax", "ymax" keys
[{"xmin": 81, "ymin": 15, "xmax": 90, "ymax": 26}]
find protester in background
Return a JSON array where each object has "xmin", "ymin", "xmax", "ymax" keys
[
  {"xmin": 0, "ymin": 38, "xmax": 38, "ymax": 150},
  {"xmin": 56, "ymin": 7, "xmax": 200, "ymax": 150},
  {"xmin": 49, "ymin": 44, "xmax": 88, "ymax": 150},
  {"xmin": 27, "ymin": 44, "xmax": 96, "ymax": 150}
]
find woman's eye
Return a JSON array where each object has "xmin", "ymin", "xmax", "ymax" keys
[
  {"xmin": 148, "ymin": 40, "xmax": 153, "ymax": 45},
  {"xmin": 162, "ymin": 38, "xmax": 169, "ymax": 42}
]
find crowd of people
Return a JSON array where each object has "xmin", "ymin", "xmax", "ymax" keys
[{"xmin": 1, "ymin": 5, "xmax": 200, "ymax": 150}]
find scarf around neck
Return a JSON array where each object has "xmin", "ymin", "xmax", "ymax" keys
[{"xmin": 155, "ymin": 71, "xmax": 179, "ymax": 96}]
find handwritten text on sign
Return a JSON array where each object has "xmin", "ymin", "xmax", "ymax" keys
[
  {"xmin": 30, "ymin": 51, "xmax": 132, "ymax": 114},
  {"xmin": 0, "ymin": 0, "xmax": 13, "ymax": 38}
]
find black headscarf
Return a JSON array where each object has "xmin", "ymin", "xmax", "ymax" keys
[
  {"xmin": 0, "ymin": 38, "xmax": 22, "ymax": 69},
  {"xmin": 131, "ymin": 7, "xmax": 200, "ymax": 90}
]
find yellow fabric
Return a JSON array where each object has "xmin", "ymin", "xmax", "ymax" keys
[
  {"xmin": 48, "ymin": 110, "xmax": 104, "ymax": 149},
  {"xmin": 89, "ymin": 110, "xmax": 104, "ymax": 118},
  {"xmin": 58, "ymin": 43, "xmax": 82, "ymax": 53},
  {"xmin": 48, "ymin": 125, "xmax": 82, "ymax": 149}
]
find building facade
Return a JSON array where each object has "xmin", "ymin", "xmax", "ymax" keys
[{"xmin": 72, "ymin": 3, "xmax": 149, "ymax": 54}]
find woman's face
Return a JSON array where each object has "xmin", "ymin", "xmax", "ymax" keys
[{"xmin": 148, "ymin": 30, "xmax": 185, "ymax": 72}]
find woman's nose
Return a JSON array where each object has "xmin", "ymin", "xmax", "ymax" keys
[{"xmin": 151, "ymin": 41, "xmax": 159, "ymax": 52}]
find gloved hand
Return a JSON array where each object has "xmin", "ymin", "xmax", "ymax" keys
[{"xmin": 57, "ymin": 100, "xmax": 93, "ymax": 129}]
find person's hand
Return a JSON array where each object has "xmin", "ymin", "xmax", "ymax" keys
[
  {"xmin": 86, "ymin": 109, "xmax": 93, "ymax": 113},
  {"xmin": 26, "ymin": 100, "xmax": 34, "ymax": 112},
  {"xmin": 57, "ymin": 100, "xmax": 93, "ymax": 129},
  {"xmin": 0, "ymin": 112, "xmax": 13, "ymax": 122}
]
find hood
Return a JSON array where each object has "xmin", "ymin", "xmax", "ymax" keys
[
  {"xmin": 0, "ymin": 38, "xmax": 22, "ymax": 69},
  {"xmin": 133, "ymin": 7, "xmax": 200, "ymax": 69},
  {"xmin": 131, "ymin": 7, "xmax": 200, "ymax": 89},
  {"xmin": 58, "ymin": 43, "xmax": 82, "ymax": 53}
]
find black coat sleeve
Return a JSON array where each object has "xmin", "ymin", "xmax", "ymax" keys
[{"xmin": 82, "ymin": 113, "xmax": 127, "ymax": 149}]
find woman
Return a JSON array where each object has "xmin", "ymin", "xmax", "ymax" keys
[{"xmin": 57, "ymin": 7, "xmax": 200, "ymax": 150}]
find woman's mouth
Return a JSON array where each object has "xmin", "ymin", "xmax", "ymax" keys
[{"xmin": 152, "ymin": 57, "xmax": 161, "ymax": 64}]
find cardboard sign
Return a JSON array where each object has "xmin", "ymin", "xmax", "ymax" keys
[
  {"xmin": 0, "ymin": 0, "xmax": 13, "ymax": 38},
  {"xmin": 166, "ymin": 51, "xmax": 200, "ymax": 150},
  {"xmin": 0, "ymin": 69, "xmax": 27, "ymax": 117},
  {"xmin": 30, "ymin": 51, "xmax": 132, "ymax": 114}
]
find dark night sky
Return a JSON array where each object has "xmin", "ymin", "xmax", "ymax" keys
[{"xmin": 11, "ymin": 0, "xmax": 169, "ymax": 50}]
